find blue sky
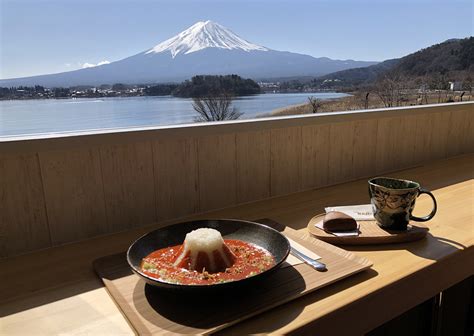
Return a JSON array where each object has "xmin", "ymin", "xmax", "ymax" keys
[{"xmin": 1, "ymin": 0, "xmax": 472, "ymax": 79}]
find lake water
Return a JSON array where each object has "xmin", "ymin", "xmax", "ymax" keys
[{"xmin": 0, "ymin": 92, "xmax": 348, "ymax": 137}]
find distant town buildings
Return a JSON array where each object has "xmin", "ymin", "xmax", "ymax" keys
[
  {"xmin": 449, "ymin": 81, "xmax": 463, "ymax": 91},
  {"xmin": 0, "ymin": 85, "xmax": 147, "ymax": 100}
]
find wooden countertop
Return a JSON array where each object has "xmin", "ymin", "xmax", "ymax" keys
[{"xmin": 1, "ymin": 155, "xmax": 473, "ymax": 335}]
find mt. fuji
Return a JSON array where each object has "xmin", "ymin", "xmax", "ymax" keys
[
  {"xmin": 146, "ymin": 20, "xmax": 269, "ymax": 57},
  {"xmin": 0, "ymin": 21, "xmax": 377, "ymax": 87}
]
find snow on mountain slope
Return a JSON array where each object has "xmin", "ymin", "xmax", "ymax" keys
[
  {"xmin": 0, "ymin": 20, "xmax": 379, "ymax": 87},
  {"xmin": 146, "ymin": 20, "xmax": 268, "ymax": 57}
]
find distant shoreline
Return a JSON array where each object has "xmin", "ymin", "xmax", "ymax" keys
[
  {"xmin": 0, "ymin": 91, "xmax": 344, "ymax": 102},
  {"xmin": 269, "ymin": 90, "xmax": 474, "ymax": 117},
  {"xmin": 261, "ymin": 94, "xmax": 351, "ymax": 117}
]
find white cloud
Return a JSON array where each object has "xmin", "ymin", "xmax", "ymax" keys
[
  {"xmin": 82, "ymin": 60, "xmax": 110, "ymax": 69},
  {"xmin": 82, "ymin": 62, "xmax": 96, "ymax": 68}
]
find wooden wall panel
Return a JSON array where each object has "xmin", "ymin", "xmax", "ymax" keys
[
  {"xmin": 428, "ymin": 112, "xmax": 450, "ymax": 161},
  {"xmin": 2, "ymin": 104, "xmax": 473, "ymax": 258},
  {"xmin": 414, "ymin": 113, "xmax": 433, "ymax": 165},
  {"xmin": 302, "ymin": 124, "xmax": 331, "ymax": 190},
  {"xmin": 328, "ymin": 122, "xmax": 355, "ymax": 184},
  {"xmin": 100, "ymin": 142, "xmax": 155, "ymax": 231},
  {"xmin": 352, "ymin": 119, "xmax": 378, "ymax": 178},
  {"xmin": 271, "ymin": 127, "xmax": 302, "ymax": 196},
  {"xmin": 39, "ymin": 148, "xmax": 107, "ymax": 245},
  {"xmin": 375, "ymin": 117, "xmax": 402, "ymax": 174},
  {"xmin": 446, "ymin": 110, "xmax": 473, "ymax": 157},
  {"xmin": 153, "ymin": 139, "xmax": 198, "ymax": 222},
  {"xmin": 198, "ymin": 134, "xmax": 236, "ymax": 211},
  {"xmin": 397, "ymin": 114, "xmax": 418, "ymax": 169},
  {"xmin": 0, "ymin": 154, "xmax": 51, "ymax": 257},
  {"xmin": 464, "ymin": 109, "xmax": 474, "ymax": 153},
  {"xmin": 376, "ymin": 115, "xmax": 420, "ymax": 174},
  {"xmin": 236, "ymin": 130, "xmax": 271, "ymax": 203}
]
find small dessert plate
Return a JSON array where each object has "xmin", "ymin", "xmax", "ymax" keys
[{"xmin": 307, "ymin": 213, "xmax": 429, "ymax": 245}]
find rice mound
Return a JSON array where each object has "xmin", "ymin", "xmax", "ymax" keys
[{"xmin": 174, "ymin": 228, "xmax": 236, "ymax": 273}]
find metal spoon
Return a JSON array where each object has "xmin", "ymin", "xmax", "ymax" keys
[{"xmin": 290, "ymin": 247, "xmax": 327, "ymax": 272}]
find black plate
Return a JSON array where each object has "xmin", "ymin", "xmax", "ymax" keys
[{"xmin": 127, "ymin": 219, "xmax": 290, "ymax": 290}]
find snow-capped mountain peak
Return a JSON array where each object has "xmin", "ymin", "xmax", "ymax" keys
[
  {"xmin": 145, "ymin": 20, "xmax": 269, "ymax": 58},
  {"xmin": 0, "ymin": 20, "xmax": 379, "ymax": 87}
]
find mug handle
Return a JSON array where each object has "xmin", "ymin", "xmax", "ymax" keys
[{"xmin": 409, "ymin": 188, "xmax": 437, "ymax": 222}]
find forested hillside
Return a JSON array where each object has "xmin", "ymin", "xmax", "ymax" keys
[{"xmin": 313, "ymin": 37, "xmax": 473, "ymax": 90}]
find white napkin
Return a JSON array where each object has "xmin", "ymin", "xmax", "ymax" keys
[
  {"xmin": 283, "ymin": 237, "xmax": 321, "ymax": 267},
  {"xmin": 314, "ymin": 220, "xmax": 360, "ymax": 237},
  {"xmin": 324, "ymin": 204, "xmax": 374, "ymax": 220}
]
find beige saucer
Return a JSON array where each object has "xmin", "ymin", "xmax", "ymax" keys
[{"xmin": 307, "ymin": 213, "xmax": 429, "ymax": 245}]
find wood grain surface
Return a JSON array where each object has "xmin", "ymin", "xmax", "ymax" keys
[
  {"xmin": 0, "ymin": 103, "xmax": 472, "ymax": 257},
  {"xmin": 153, "ymin": 138, "xmax": 199, "ymax": 222},
  {"xmin": 328, "ymin": 121, "xmax": 355, "ymax": 184},
  {"xmin": 39, "ymin": 148, "xmax": 108, "ymax": 245},
  {"xmin": 352, "ymin": 119, "xmax": 378, "ymax": 178},
  {"xmin": 236, "ymin": 130, "xmax": 271, "ymax": 203},
  {"xmin": 0, "ymin": 155, "xmax": 472, "ymax": 335},
  {"xmin": 198, "ymin": 134, "xmax": 237, "ymax": 211},
  {"xmin": 307, "ymin": 213, "xmax": 429, "ymax": 245},
  {"xmin": 0, "ymin": 153, "xmax": 50, "ymax": 257},
  {"xmin": 93, "ymin": 226, "xmax": 372, "ymax": 335},
  {"xmin": 100, "ymin": 142, "xmax": 156, "ymax": 231},
  {"xmin": 301, "ymin": 123, "xmax": 331, "ymax": 189},
  {"xmin": 270, "ymin": 127, "xmax": 302, "ymax": 196}
]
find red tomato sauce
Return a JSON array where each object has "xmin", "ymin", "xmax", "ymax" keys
[{"xmin": 141, "ymin": 239, "xmax": 275, "ymax": 285}]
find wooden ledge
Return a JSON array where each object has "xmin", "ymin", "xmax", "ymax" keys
[
  {"xmin": 1, "ymin": 155, "xmax": 473, "ymax": 334},
  {"xmin": 1, "ymin": 102, "xmax": 472, "ymax": 154}
]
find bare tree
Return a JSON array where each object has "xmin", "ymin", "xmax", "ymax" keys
[
  {"xmin": 192, "ymin": 94, "xmax": 242, "ymax": 122},
  {"xmin": 462, "ymin": 74, "xmax": 472, "ymax": 96},
  {"xmin": 364, "ymin": 92, "xmax": 370, "ymax": 109},
  {"xmin": 308, "ymin": 96, "xmax": 323, "ymax": 113},
  {"xmin": 414, "ymin": 77, "xmax": 428, "ymax": 105},
  {"xmin": 373, "ymin": 71, "xmax": 407, "ymax": 108},
  {"xmin": 430, "ymin": 73, "xmax": 449, "ymax": 103}
]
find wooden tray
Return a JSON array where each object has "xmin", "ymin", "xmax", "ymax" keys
[
  {"xmin": 308, "ymin": 213, "xmax": 429, "ymax": 245},
  {"xmin": 93, "ymin": 222, "xmax": 372, "ymax": 335}
]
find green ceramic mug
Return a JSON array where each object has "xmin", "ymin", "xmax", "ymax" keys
[{"xmin": 368, "ymin": 177, "xmax": 437, "ymax": 230}]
